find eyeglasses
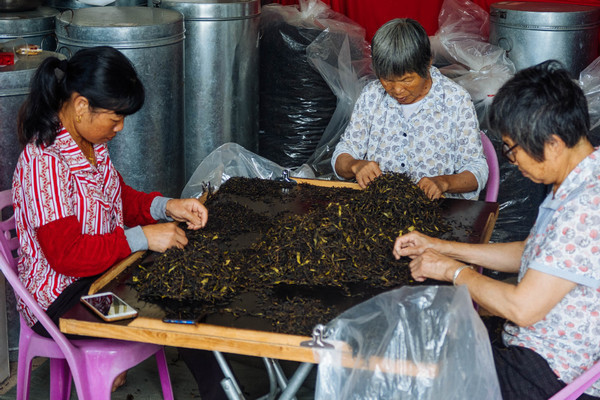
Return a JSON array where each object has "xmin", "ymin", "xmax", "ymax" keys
[{"xmin": 502, "ymin": 142, "xmax": 519, "ymax": 163}]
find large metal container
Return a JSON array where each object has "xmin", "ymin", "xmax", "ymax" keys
[
  {"xmin": 0, "ymin": 51, "xmax": 65, "ymax": 190},
  {"xmin": 490, "ymin": 2, "xmax": 600, "ymax": 77},
  {"xmin": 156, "ymin": 0, "xmax": 260, "ymax": 181},
  {"xmin": 0, "ymin": 7, "xmax": 59, "ymax": 50},
  {"xmin": 56, "ymin": 7, "xmax": 185, "ymax": 197},
  {"xmin": 43, "ymin": 0, "xmax": 146, "ymax": 10}
]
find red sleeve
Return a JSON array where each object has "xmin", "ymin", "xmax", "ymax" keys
[
  {"xmin": 118, "ymin": 172, "xmax": 162, "ymax": 227},
  {"xmin": 37, "ymin": 215, "xmax": 132, "ymax": 278}
]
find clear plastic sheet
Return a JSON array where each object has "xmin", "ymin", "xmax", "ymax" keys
[
  {"xmin": 430, "ymin": 0, "xmax": 516, "ymax": 129},
  {"xmin": 579, "ymin": 56, "xmax": 600, "ymax": 145},
  {"xmin": 180, "ymin": 142, "xmax": 318, "ymax": 199},
  {"xmin": 429, "ymin": 0, "xmax": 543, "ymax": 243},
  {"xmin": 315, "ymin": 286, "xmax": 501, "ymax": 400},
  {"xmin": 304, "ymin": 23, "xmax": 374, "ymax": 176},
  {"xmin": 258, "ymin": 0, "xmax": 369, "ymax": 169}
]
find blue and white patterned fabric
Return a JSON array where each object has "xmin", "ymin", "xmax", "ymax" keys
[{"xmin": 331, "ymin": 66, "xmax": 488, "ymax": 200}]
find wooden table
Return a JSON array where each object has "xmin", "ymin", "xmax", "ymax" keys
[{"xmin": 60, "ymin": 180, "xmax": 498, "ymax": 398}]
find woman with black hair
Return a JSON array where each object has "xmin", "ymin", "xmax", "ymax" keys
[
  {"xmin": 12, "ymin": 46, "xmax": 209, "ymax": 392},
  {"xmin": 393, "ymin": 60, "xmax": 600, "ymax": 399}
]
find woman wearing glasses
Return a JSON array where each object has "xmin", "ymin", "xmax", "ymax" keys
[
  {"xmin": 393, "ymin": 60, "xmax": 599, "ymax": 400},
  {"xmin": 331, "ymin": 18, "xmax": 488, "ymax": 200}
]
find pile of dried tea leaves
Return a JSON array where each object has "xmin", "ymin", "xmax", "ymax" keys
[{"xmin": 131, "ymin": 173, "xmax": 451, "ymax": 335}]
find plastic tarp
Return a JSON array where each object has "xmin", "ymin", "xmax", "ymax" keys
[
  {"xmin": 430, "ymin": 0, "xmax": 516, "ymax": 129},
  {"xmin": 579, "ymin": 56, "xmax": 600, "ymax": 145},
  {"xmin": 258, "ymin": 0, "xmax": 371, "ymax": 171},
  {"xmin": 314, "ymin": 285, "xmax": 501, "ymax": 400}
]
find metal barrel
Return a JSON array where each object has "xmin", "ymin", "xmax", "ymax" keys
[
  {"xmin": 44, "ymin": 0, "xmax": 147, "ymax": 11},
  {"xmin": 490, "ymin": 2, "xmax": 600, "ymax": 78},
  {"xmin": 55, "ymin": 7, "xmax": 185, "ymax": 197},
  {"xmin": 0, "ymin": 7, "xmax": 59, "ymax": 51},
  {"xmin": 156, "ymin": 0, "xmax": 260, "ymax": 181},
  {"xmin": 0, "ymin": 51, "xmax": 65, "ymax": 191}
]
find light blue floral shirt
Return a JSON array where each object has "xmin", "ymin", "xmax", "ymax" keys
[
  {"xmin": 503, "ymin": 148, "xmax": 600, "ymax": 396},
  {"xmin": 331, "ymin": 66, "xmax": 488, "ymax": 199}
]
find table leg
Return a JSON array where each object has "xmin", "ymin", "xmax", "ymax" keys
[
  {"xmin": 278, "ymin": 362, "xmax": 314, "ymax": 400},
  {"xmin": 214, "ymin": 350, "xmax": 245, "ymax": 400}
]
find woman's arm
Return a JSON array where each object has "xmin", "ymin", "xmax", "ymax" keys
[
  {"xmin": 331, "ymin": 81, "xmax": 378, "ymax": 181},
  {"xmin": 118, "ymin": 172, "xmax": 161, "ymax": 227},
  {"xmin": 454, "ymin": 266, "xmax": 576, "ymax": 326},
  {"xmin": 37, "ymin": 215, "xmax": 131, "ymax": 277},
  {"xmin": 334, "ymin": 154, "xmax": 382, "ymax": 188},
  {"xmin": 393, "ymin": 231, "xmax": 525, "ymax": 273},
  {"xmin": 417, "ymin": 171, "xmax": 479, "ymax": 200}
]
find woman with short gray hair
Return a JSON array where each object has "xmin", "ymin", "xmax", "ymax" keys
[{"xmin": 332, "ymin": 18, "xmax": 488, "ymax": 200}]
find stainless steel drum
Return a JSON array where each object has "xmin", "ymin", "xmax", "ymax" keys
[
  {"xmin": 490, "ymin": 2, "xmax": 600, "ymax": 77},
  {"xmin": 0, "ymin": 51, "xmax": 65, "ymax": 191},
  {"xmin": 44, "ymin": 0, "xmax": 146, "ymax": 10},
  {"xmin": 0, "ymin": 7, "xmax": 59, "ymax": 50},
  {"xmin": 56, "ymin": 7, "xmax": 185, "ymax": 197},
  {"xmin": 156, "ymin": 0, "xmax": 260, "ymax": 181}
]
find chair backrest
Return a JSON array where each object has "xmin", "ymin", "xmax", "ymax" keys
[
  {"xmin": 480, "ymin": 131, "xmax": 500, "ymax": 202},
  {"xmin": 0, "ymin": 189, "xmax": 75, "ymax": 352},
  {"xmin": 0, "ymin": 189, "xmax": 19, "ymax": 268}
]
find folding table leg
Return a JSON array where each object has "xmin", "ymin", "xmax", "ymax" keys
[
  {"xmin": 278, "ymin": 363, "xmax": 313, "ymax": 400},
  {"xmin": 214, "ymin": 350, "xmax": 245, "ymax": 400}
]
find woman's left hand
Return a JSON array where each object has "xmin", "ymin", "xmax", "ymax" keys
[
  {"xmin": 408, "ymin": 249, "xmax": 463, "ymax": 282},
  {"xmin": 165, "ymin": 198, "xmax": 208, "ymax": 230},
  {"xmin": 417, "ymin": 176, "xmax": 447, "ymax": 200}
]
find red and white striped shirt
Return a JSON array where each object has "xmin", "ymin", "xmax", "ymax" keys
[{"xmin": 12, "ymin": 127, "xmax": 159, "ymax": 326}]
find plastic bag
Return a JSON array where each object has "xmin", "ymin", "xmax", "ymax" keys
[
  {"xmin": 579, "ymin": 56, "xmax": 600, "ymax": 145},
  {"xmin": 429, "ymin": 0, "xmax": 542, "ymax": 242},
  {"xmin": 304, "ymin": 24, "xmax": 374, "ymax": 176},
  {"xmin": 315, "ymin": 285, "xmax": 501, "ymax": 400},
  {"xmin": 180, "ymin": 142, "xmax": 318, "ymax": 199},
  {"xmin": 258, "ymin": 0, "xmax": 368, "ymax": 168},
  {"xmin": 181, "ymin": 142, "xmax": 286, "ymax": 198},
  {"xmin": 431, "ymin": 0, "xmax": 515, "ymax": 128}
]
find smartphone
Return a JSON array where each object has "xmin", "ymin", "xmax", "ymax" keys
[{"xmin": 81, "ymin": 292, "xmax": 138, "ymax": 322}]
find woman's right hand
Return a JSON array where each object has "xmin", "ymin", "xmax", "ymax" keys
[
  {"xmin": 142, "ymin": 222, "xmax": 188, "ymax": 252},
  {"xmin": 353, "ymin": 160, "xmax": 382, "ymax": 188},
  {"xmin": 393, "ymin": 231, "xmax": 438, "ymax": 260}
]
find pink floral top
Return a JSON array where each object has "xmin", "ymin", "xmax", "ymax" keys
[{"xmin": 503, "ymin": 148, "xmax": 600, "ymax": 396}]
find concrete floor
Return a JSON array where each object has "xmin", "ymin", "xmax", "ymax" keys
[{"xmin": 0, "ymin": 347, "xmax": 317, "ymax": 400}]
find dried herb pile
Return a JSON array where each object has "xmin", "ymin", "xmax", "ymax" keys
[{"xmin": 131, "ymin": 173, "xmax": 451, "ymax": 335}]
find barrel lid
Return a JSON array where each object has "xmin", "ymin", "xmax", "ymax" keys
[
  {"xmin": 0, "ymin": 6, "xmax": 59, "ymax": 34},
  {"xmin": 0, "ymin": 6, "xmax": 59, "ymax": 20},
  {"xmin": 490, "ymin": 1, "xmax": 600, "ymax": 28},
  {"xmin": 0, "ymin": 50, "xmax": 64, "ymax": 92},
  {"xmin": 55, "ymin": 7, "xmax": 184, "ymax": 45},
  {"xmin": 158, "ymin": 0, "xmax": 260, "ymax": 20}
]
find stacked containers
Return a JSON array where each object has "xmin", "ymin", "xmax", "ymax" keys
[
  {"xmin": 55, "ymin": 7, "xmax": 185, "ymax": 197},
  {"xmin": 0, "ymin": 51, "xmax": 65, "ymax": 190},
  {"xmin": 156, "ymin": 0, "xmax": 260, "ymax": 181},
  {"xmin": 489, "ymin": 2, "xmax": 600, "ymax": 78},
  {"xmin": 0, "ymin": 6, "xmax": 59, "ymax": 50}
]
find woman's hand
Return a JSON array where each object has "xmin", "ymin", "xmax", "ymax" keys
[
  {"xmin": 353, "ymin": 160, "xmax": 382, "ymax": 188},
  {"xmin": 417, "ymin": 176, "xmax": 447, "ymax": 200},
  {"xmin": 407, "ymin": 249, "xmax": 463, "ymax": 282},
  {"xmin": 165, "ymin": 198, "xmax": 208, "ymax": 230},
  {"xmin": 142, "ymin": 222, "xmax": 188, "ymax": 252},
  {"xmin": 393, "ymin": 231, "xmax": 438, "ymax": 259}
]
